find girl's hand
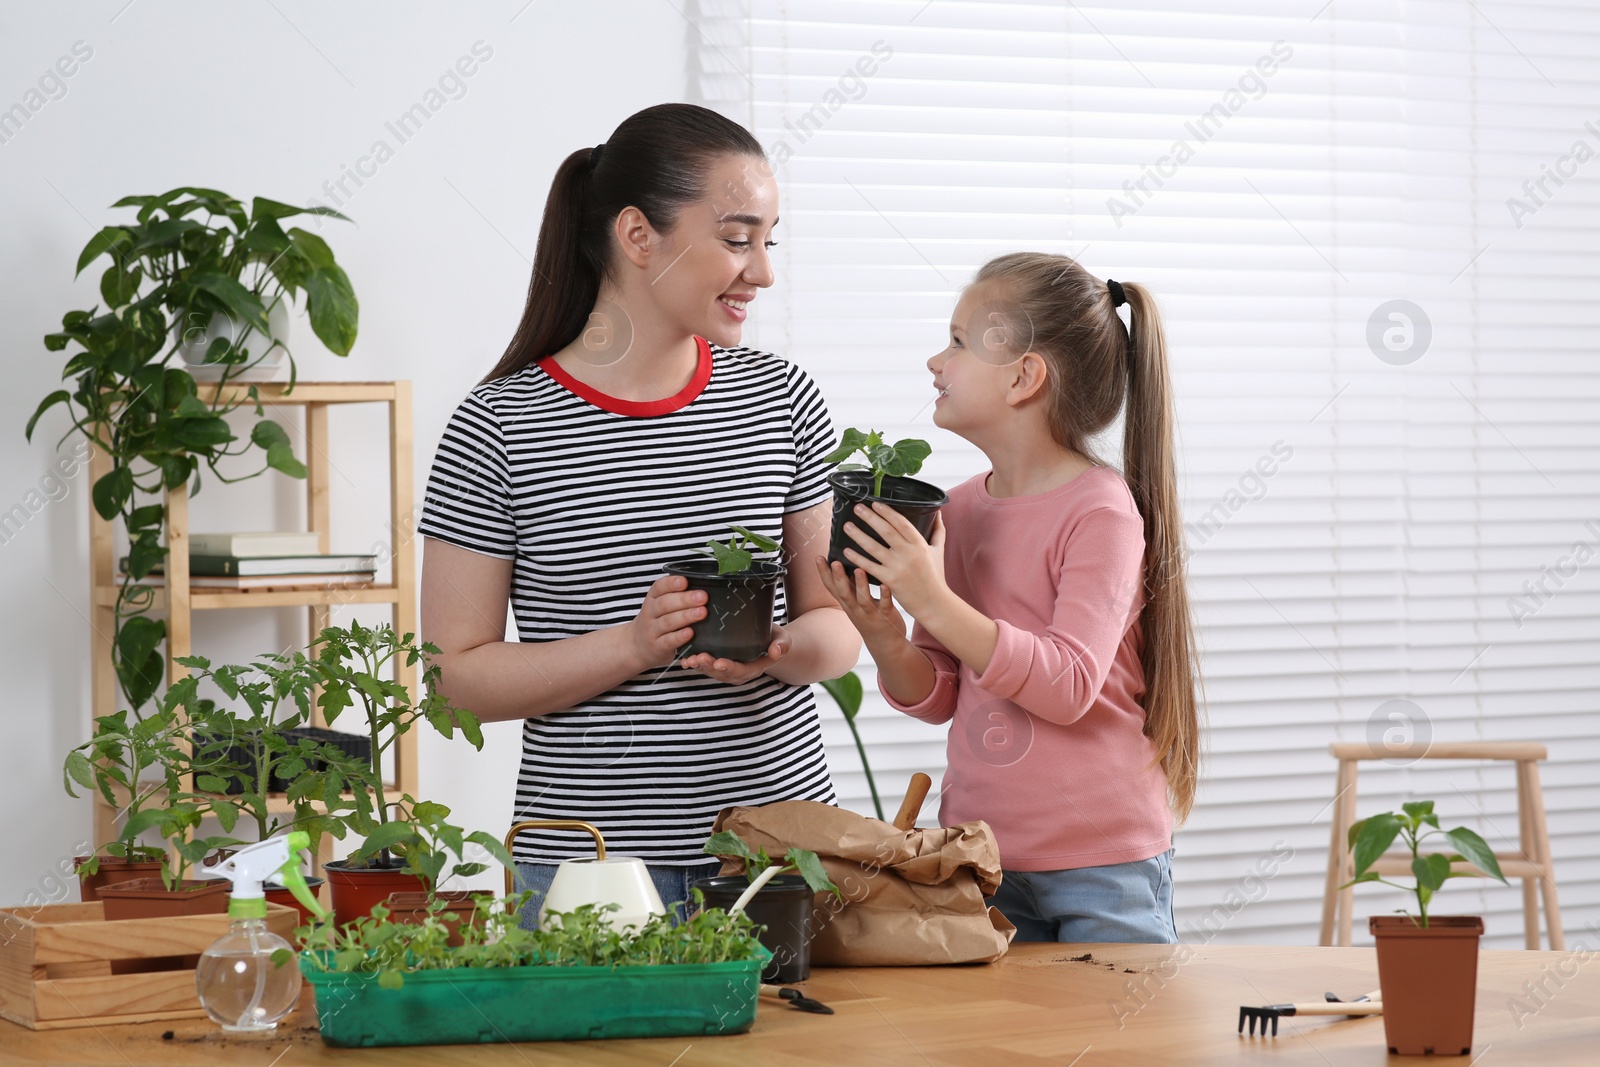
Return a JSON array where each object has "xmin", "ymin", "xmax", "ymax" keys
[
  {"xmin": 680, "ymin": 624, "xmax": 791, "ymax": 684},
  {"xmin": 628, "ymin": 574, "xmax": 708, "ymax": 669},
  {"xmin": 839, "ymin": 506, "xmax": 947, "ymax": 619},
  {"xmin": 815, "ymin": 555, "xmax": 909, "ymax": 648}
]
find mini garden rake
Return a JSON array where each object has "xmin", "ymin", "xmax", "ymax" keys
[{"xmin": 1238, "ymin": 990, "xmax": 1383, "ymax": 1036}]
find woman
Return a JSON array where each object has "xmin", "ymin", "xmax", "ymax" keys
[{"xmin": 418, "ymin": 103, "xmax": 861, "ymax": 915}]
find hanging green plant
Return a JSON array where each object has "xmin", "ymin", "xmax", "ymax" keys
[{"xmin": 26, "ymin": 187, "xmax": 360, "ymax": 714}]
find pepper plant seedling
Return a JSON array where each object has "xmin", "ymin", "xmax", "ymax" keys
[
  {"xmin": 703, "ymin": 830, "xmax": 842, "ymax": 899},
  {"xmin": 697, "ymin": 524, "xmax": 780, "ymax": 576},
  {"xmin": 823, "ymin": 428, "xmax": 932, "ymax": 497},
  {"xmin": 1341, "ymin": 799, "xmax": 1507, "ymax": 927}
]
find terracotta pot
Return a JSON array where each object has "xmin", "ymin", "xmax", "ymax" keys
[
  {"xmin": 1369, "ymin": 914, "xmax": 1485, "ymax": 1056},
  {"xmin": 97, "ymin": 877, "xmax": 231, "ymax": 920},
  {"xmin": 96, "ymin": 877, "xmax": 231, "ymax": 974},
  {"xmin": 386, "ymin": 890, "xmax": 489, "ymax": 947},
  {"xmin": 264, "ymin": 876, "xmax": 327, "ymax": 926},
  {"xmin": 75, "ymin": 855, "xmax": 166, "ymax": 902},
  {"xmin": 324, "ymin": 859, "xmax": 425, "ymax": 926}
]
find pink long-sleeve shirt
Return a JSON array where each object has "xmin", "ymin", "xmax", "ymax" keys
[{"xmin": 881, "ymin": 466, "xmax": 1173, "ymax": 872}]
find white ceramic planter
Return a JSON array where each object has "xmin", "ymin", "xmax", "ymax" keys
[{"xmin": 176, "ymin": 292, "xmax": 291, "ymax": 381}]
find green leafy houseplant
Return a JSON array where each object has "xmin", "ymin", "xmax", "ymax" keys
[
  {"xmin": 823, "ymin": 428, "xmax": 932, "ymax": 497},
  {"xmin": 1343, "ymin": 800, "xmax": 1508, "ymax": 926},
  {"xmin": 26, "ymin": 187, "xmax": 359, "ymax": 715},
  {"xmin": 697, "ymin": 524, "xmax": 780, "ymax": 576},
  {"xmin": 818, "ymin": 671, "xmax": 884, "ymax": 821}
]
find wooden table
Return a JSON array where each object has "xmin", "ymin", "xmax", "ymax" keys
[{"xmin": 8, "ymin": 943, "xmax": 1596, "ymax": 1064}]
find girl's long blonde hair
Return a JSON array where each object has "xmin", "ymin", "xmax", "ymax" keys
[{"xmin": 974, "ymin": 253, "xmax": 1202, "ymax": 822}]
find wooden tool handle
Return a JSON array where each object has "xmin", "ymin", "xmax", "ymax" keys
[
  {"xmin": 893, "ymin": 773, "xmax": 932, "ymax": 830},
  {"xmin": 1292, "ymin": 1002, "xmax": 1384, "ymax": 1017}
]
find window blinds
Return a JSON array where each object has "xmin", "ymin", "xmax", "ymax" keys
[{"xmin": 693, "ymin": 0, "xmax": 1599, "ymax": 948}]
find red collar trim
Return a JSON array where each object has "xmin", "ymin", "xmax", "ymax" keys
[{"xmin": 537, "ymin": 336, "xmax": 713, "ymax": 417}]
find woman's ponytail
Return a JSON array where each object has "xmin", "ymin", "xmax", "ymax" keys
[
  {"xmin": 482, "ymin": 149, "xmax": 603, "ymax": 384},
  {"xmin": 482, "ymin": 104, "xmax": 766, "ymax": 384},
  {"xmin": 1121, "ymin": 282, "xmax": 1201, "ymax": 823}
]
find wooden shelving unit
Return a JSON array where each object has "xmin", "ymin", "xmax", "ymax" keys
[{"xmin": 87, "ymin": 381, "xmax": 418, "ymax": 871}]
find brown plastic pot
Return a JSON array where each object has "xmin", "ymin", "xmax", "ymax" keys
[
  {"xmin": 97, "ymin": 877, "xmax": 231, "ymax": 920},
  {"xmin": 264, "ymin": 876, "xmax": 327, "ymax": 926},
  {"xmin": 1369, "ymin": 914, "xmax": 1485, "ymax": 1056},
  {"xmin": 324, "ymin": 859, "xmax": 425, "ymax": 926},
  {"xmin": 386, "ymin": 890, "xmax": 488, "ymax": 947},
  {"xmin": 75, "ymin": 855, "xmax": 166, "ymax": 902}
]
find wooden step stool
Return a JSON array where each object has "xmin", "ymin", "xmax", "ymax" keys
[{"xmin": 1319, "ymin": 740, "xmax": 1563, "ymax": 950}]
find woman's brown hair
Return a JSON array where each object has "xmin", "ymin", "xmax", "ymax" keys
[
  {"xmin": 973, "ymin": 253, "xmax": 1202, "ymax": 822},
  {"xmin": 482, "ymin": 103, "xmax": 765, "ymax": 384}
]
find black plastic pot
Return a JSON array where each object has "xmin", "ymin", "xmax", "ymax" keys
[
  {"xmin": 662, "ymin": 559, "xmax": 784, "ymax": 663},
  {"xmin": 693, "ymin": 874, "xmax": 814, "ymax": 983},
  {"xmin": 827, "ymin": 470, "xmax": 949, "ymax": 584},
  {"xmin": 191, "ymin": 725, "xmax": 373, "ymax": 794}
]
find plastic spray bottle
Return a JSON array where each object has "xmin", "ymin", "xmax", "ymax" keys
[{"xmin": 194, "ymin": 830, "xmax": 327, "ymax": 1031}]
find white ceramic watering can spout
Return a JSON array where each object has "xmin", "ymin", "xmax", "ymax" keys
[{"xmin": 503, "ymin": 819, "xmax": 666, "ymax": 931}]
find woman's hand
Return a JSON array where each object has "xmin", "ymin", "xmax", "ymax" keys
[
  {"xmin": 627, "ymin": 574, "xmax": 709, "ymax": 669},
  {"xmin": 815, "ymin": 554, "xmax": 911, "ymax": 650},
  {"xmin": 838, "ymin": 505, "xmax": 947, "ymax": 620},
  {"xmin": 680, "ymin": 624, "xmax": 792, "ymax": 684}
]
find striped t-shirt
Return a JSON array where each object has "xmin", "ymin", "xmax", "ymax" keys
[{"xmin": 418, "ymin": 337, "xmax": 840, "ymax": 865}]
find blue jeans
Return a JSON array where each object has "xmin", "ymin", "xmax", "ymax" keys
[
  {"xmin": 513, "ymin": 860, "xmax": 723, "ymax": 931},
  {"xmin": 988, "ymin": 849, "xmax": 1177, "ymax": 944}
]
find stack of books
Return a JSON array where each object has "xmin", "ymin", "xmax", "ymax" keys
[{"xmin": 124, "ymin": 532, "xmax": 379, "ymax": 591}]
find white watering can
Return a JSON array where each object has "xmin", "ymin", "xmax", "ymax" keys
[{"xmin": 503, "ymin": 820, "xmax": 666, "ymax": 931}]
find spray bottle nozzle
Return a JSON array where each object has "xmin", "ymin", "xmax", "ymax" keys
[{"xmin": 199, "ymin": 831, "xmax": 328, "ymax": 922}]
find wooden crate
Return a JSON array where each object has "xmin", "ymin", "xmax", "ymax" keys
[{"xmin": 0, "ymin": 900, "xmax": 299, "ymax": 1030}]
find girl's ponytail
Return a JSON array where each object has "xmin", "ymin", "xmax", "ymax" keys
[
  {"xmin": 973, "ymin": 253, "xmax": 1202, "ymax": 822},
  {"xmin": 1121, "ymin": 282, "xmax": 1201, "ymax": 823},
  {"xmin": 482, "ymin": 104, "xmax": 766, "ymax": 384}
]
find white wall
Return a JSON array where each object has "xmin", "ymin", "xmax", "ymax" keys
[{"xmin": 0, "ymin": 0, "xmax": 692, "ymax": 903}]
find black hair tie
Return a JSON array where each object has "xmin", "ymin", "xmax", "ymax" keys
[
  {"xmin": 590, "ymin": 143, "xmax": 605, "ymax": 168},
  {"xmin": 1107, "ymin": 278, "xmax": 1127, "ymax": 308}
]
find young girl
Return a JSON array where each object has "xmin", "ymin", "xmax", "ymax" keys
[
  {"xmin": 419, "ymin": 104, "xmax": 860, "ymax": 920},
  {"xmin": 817, "ymin": 253, "xmax": 1200, "ymax": 943}
]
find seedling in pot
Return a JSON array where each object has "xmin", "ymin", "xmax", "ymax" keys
[
  {"xmin": 664, "ymin": 524, "xmax": 786, "ymax": 662},
  {"xmin": 823, "ymin": 428, "xmax": 932, "ymax": 498},
  {"xmin": 823, "ymin": 428, "xmax": 946, "ymax": 582},
  {"xmin": 697, "ymin": 524, "xmax": 780, "ymax": 576},
  {"xmin": 703, "ymin": 830, "xmax": 841, "ymax": 899},
  {"xmin": 1342, "ymin": 800, "xmax": 1507, "ymax": 926}
]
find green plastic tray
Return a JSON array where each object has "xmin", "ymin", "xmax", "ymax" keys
[{"xmin": 301, "ymin": 948, "xmax": 771, "ymax": 1047}]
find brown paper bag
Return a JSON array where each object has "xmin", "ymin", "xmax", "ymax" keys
[{"xmin": 710, "ymin": 800, "xmax": 1016, "ymax": 966}]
